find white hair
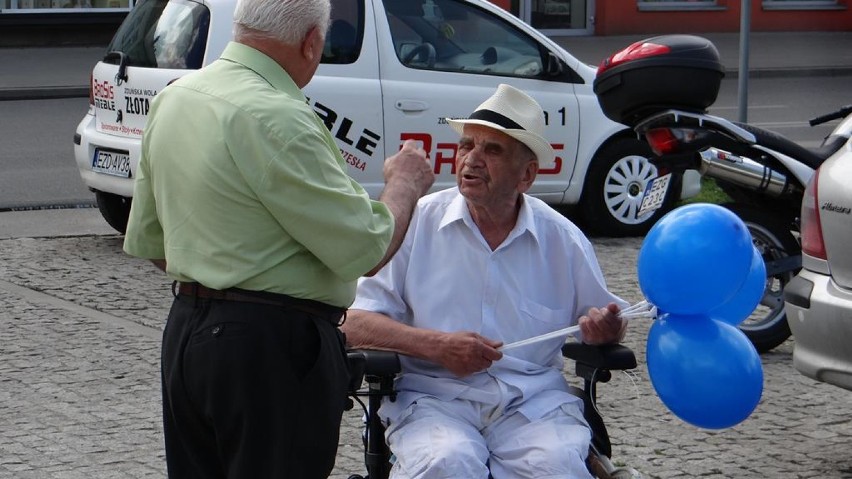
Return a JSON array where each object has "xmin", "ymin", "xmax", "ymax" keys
[{"xmin": 233, "ymin": 0, "xmax": 330, "ymax": 45}]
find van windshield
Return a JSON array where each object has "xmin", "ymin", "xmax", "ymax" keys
[{"xmin": 105, "ymin": 0, "xmax": 210, "ymax": 69}]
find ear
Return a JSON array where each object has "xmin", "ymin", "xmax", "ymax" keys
[
  {"xmin": 517, "ymin": 160, "xmax": 538, "ymax": 194},
  {"xmin": 301, "ymin": 25, "xmax": 324, "ymax": 62}
]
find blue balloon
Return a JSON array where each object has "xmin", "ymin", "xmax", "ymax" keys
[
  {"xmin": 638, "ymin": 203, "xmax": 754, "ymax": 315},
  {"xmin": 646, "ymin": 314, "xmax": 763, "ymax": 429},
  {"xmin": 711, "ymin": 247, "xmax": 767, "ymax": 326}
]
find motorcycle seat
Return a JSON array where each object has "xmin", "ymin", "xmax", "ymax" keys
[{"xmin": 733, "ymin": 121, "xmax": 832, "ymax": 170}]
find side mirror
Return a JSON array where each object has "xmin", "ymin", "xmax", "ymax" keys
[{"xmin": 398, "ymin": 42, "xmax": 417, "ymax": 59}]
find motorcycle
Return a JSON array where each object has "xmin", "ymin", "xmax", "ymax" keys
[
  {"xmin": 632, "ymin": 105, "xmax": 852, "ymax": 353},
  {"xmin": 591, "ymin": 34, "xmax": 852, "ymax": 352}
]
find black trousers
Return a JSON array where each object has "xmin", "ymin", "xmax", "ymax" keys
[{"xmin": 161, "ymin": 293, "xmax": 350, "ymax": 478}]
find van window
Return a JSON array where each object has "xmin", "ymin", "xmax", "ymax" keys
[
  {"xmin": 384, "ymin": 0, "xmax": 545, "ymax": 78},
  {"xmin": 105, "ymin": 0, "xmax": 210, "ymax": 69},
  {"xmin": 324, "ymin": 0, "xmax": 364, "ymax": 64}
]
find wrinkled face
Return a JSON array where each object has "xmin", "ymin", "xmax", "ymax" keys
[{"xmin": 456, "ymin": 124, "xmax": 538, "ymax": 208}]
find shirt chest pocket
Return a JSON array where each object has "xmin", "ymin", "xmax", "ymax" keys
[{"xmin": 517, "ymin": 300, "xmax": 574, "ymax": 339}]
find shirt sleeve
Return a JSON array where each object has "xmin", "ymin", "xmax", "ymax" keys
[
  {"xmin": 570, "ymin": 234, "xmax": 629, "ymax": 339},
  {"xmin": 123, "ymin": 134, "xmax": 166, "ymax": 260},
  {"xmin": 350, "ymin": 207, "xmax": 419, "ymax": 321}
]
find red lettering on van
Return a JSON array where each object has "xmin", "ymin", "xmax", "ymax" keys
[
  {"xmin": 539, "ymin": 143, "xmax": 564, "ymax": 175},
  {"xmin": 400, "ymin": 133, "xmax": 432, "ymax": 154},
  {"xmin": 434, "ymin": 143, "xmax": 458, "ymax": 175},
  {"xmin": 93, "ymin": 79, "xmax": 114, "ymax": 100}
]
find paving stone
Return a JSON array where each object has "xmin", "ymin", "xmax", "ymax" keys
[{"xmin": 1, "ymin": 234, "xmax": 852, "ymax": 478}]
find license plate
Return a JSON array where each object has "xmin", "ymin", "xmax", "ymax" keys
[
  {"xmin": 92, "ymin": 148, "xmax": 132, "ymax": 178},
  {"xmin": 637, "ymin": 173, "xmax": 672, "ymax": 217}
]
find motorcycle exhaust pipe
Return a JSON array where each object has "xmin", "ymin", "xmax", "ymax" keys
[{"xmin": 698, "ymin": 148, "xmax": 797, "ymax": 197}]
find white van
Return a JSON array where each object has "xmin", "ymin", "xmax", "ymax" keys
[{"xmin": 73, "ymin": 0, "xmax": 699, "ymax": 236}]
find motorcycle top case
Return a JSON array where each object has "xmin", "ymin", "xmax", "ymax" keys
[{"xmin": 593, "ymin": 35, "xmax": 725, "ymax": 127}]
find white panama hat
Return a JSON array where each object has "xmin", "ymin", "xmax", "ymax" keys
[{"xmin": 446, "ymin": 83, "xmax": 555, "ymax": 164}]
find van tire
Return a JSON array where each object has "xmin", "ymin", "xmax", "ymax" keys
[
  {"xmin": 96, "ymin": 191, "xmax": 131, "ymax": 234},
  {"xmin": 580, "ymin": 137, "xmax": 678, "ymax": 237}
]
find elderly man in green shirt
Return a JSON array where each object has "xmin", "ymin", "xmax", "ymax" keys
[{"xmin": 122, "ymin": 0, "xmax": 434, "ymax": 477}]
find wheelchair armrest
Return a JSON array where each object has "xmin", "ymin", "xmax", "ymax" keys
[
  {"xmin": 561, "ymin": 343, "xmax": 637, "ymax": 371},
  {"xmin": 347, "ymin": 349, "xmax": 401, "ymax": 378},
  {"xmin": 347, "ymin": 349, "xmax": 401, "ymax": 397}
]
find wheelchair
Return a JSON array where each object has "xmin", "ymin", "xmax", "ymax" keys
[{"xmin": 345, "ymin": 342, "xmax": 640, "ymax": 479}]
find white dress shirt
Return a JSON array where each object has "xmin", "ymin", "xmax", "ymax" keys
[{"xmin": 351, "ymin": 187, "xmax": 626, "ymax": 423}]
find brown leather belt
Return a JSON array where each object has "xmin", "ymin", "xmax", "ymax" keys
[{"xmin": 173, "ymin": 281, "xmax": 346, "ymax": 326}]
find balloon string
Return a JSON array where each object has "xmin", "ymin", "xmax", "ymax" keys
[
  {"xmin": 619, "ymin": 311, "xmax": 656, "ymax": 320},
  {"xmin": 499, "ymin": 325, "xmax": 580, "ymax": 351},
  {"xmin": 499, "ymin": 301, "xmax": 655, "ymax": 351},
  {"xmin": 620, "ymin": 300, "xmax": 649, "ymax": 314}
]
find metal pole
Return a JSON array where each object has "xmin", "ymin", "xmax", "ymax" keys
[{"xmin": 738, "ymin": 0, "xmax": 751, "ymax": 123}]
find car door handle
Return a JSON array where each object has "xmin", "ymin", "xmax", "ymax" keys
[{"xmin": 395, "ymin": 100, "xmax": 429, "ymax": 112}]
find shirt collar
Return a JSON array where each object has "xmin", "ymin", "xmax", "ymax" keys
[
  {"xmin": 219, "ymin": 41, "xmax": 304, "ymax": 100},
  {"xmin": 437, "ymin": 190, "xmax": 468, "ymax": 230},
  {"xmin": 507, "ymin": 194, "xmax": 539, "ymax": 246},
  {"xmin": 438, "ymin": 189, "xmax": 540, "ymax": 247}
]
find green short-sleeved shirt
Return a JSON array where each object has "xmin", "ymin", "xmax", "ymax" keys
[{"xmin": 123, "ymin": 42, "xmax": 393, "ymax": 308}]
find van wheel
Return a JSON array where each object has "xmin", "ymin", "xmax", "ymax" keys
[
  {"xmin": 580, "ymin": 137, "xmax": 678, "ymax": 237},
  {"xmin": 95, "ymin": 191, "xmax": 131, "ymax": 234}
]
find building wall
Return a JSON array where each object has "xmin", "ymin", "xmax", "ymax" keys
[
  {"xmin": 595, "ymin": 0, "xmax": 852, "ymax": 35},
  {"xmin": 0, "ymin": 11, "xmax": 126, "ymax": 46},
  {"xmin": 0, "ymin": 0, "xmax": 848, "ymax": 47}
]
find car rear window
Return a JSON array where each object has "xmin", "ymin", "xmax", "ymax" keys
[{"xmin": 105, "ymin": 0, "xmax": 210, "ymax": 70}]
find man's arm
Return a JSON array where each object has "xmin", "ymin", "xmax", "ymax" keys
[
  {"xmin": 364, "ymin": 140, "xmax": 434, "ymax": 276},
  {"xmin": 578, "ymin": 302, "xmax": 628, "ymax": 345},
  {"xmin": 342, "ymin": 308, "xmax": 503, "ymax": 377}
]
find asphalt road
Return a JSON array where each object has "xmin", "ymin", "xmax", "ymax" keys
[
  {"xmin": 0, "ymin": 96, "xmax": 95, "ymax": 210},
  {"xmin": 0, "ymin": 75, "xmax": 848, "ymax": 211}
]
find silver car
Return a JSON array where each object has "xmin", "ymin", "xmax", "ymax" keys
[{"xmin": 784, "ymin": 134, "xmax": 852, "ymax": 391}]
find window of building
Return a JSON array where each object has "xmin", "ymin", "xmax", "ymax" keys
[
  {"xmin": 762, "ymin": 0, "xmax": 842, "ymax": 10},
  {"xmin": 637, "ymin": 0, "xmax": 722, "ymax": 11},
  {"xmin": 1, "ymin": 0, "xmax": 133, "ymax": 11},
  {"xmin": 636, "ymin": 0, "xmax": 841, "ymax": 10}
]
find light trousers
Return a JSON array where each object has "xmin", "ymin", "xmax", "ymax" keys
[{"xmin": 385, "ymin": 384, "xmax": 593, "ymax": 479}]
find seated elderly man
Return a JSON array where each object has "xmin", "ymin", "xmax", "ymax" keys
[{"xmin": 341, "ymin": 84, "xmax": 627, "ymax": 479}]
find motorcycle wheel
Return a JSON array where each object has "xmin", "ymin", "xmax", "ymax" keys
[{"xmin": 723, "ymin": 203, "xmax": 800, "ymax": 353}]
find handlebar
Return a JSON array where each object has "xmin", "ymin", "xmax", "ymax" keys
[{"xmin": 809, "ymin": 104, "xmax": 852, "ymax": 127}]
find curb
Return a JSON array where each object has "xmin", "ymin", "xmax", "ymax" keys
[
  {"xmin": 723, "ymin": 65, "xmax": 852, "ymax": 79},
  {"xmin": 0, "ymin": 85, "xmax": 89, "ymax": 101}
]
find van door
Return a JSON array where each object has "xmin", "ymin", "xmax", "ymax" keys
[
  {"xmin": 375, "ymin": 0, "xmax": 582, "ymax": 201},
  {"xmin": 305, "ymin": 0, "xmax": 385, "ymax": 197}
]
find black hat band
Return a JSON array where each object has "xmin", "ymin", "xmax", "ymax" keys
[{"xmin": 468, "ymin": 109, "xmax": 525, "ymax": 131}]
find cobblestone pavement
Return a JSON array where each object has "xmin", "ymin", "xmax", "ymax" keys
[{"xmin": 2, "ymin": 232, "xmax": 852, "ymax": 478}]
